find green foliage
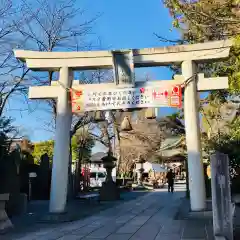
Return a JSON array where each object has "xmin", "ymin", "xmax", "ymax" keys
[
  {"xmin": 202, "ymin": 106, "xmax": 240, "ymax": 176},
  {"xmin": 0, "ymin": 117, "xmax": 17, "ymax": 161},
  {"xmin": 159, "ymin": 113, "xmax": 185, "ymax": 135},
  {"xmin": 32, "ymin": 140, "xmax": 54, "ymax": 165},
  {"xmin": 71, "ymin": 128, "xmax": 95, "ymax": 164},
  {"xmin": 164, "ymin": 0, "xmax": 240, "ymax": 97},
  {"xmin": 165, "ymin": 0, "xmax": 240, "ymax": 173},
  {"xmin": 201, "ymin": 104, "xmax": 240, "ymax": 187},
  {"xmin": 32, "ymin": 128, "xmax": 95, "ymax": 166},
  {"xmin": 205, "ymin": 134, "xmax": 240, "ymax": 177},
  {"xmin": 229, "ymin": 36, "xmax": 240, "ymax": 94},
  {"xmin": 0, "ymin": 133, "xmax": 8, "ymax": 162}
]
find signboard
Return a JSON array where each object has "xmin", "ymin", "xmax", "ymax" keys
[
  {"xmin": 112, "ymin": 50, "xmax": 134, "ymax": 86},
  {"xmin": 70, "ymin": 85, "xmax": 182, "ymax": 113}
]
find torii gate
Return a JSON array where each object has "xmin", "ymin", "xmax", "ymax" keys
[{"xmin": 14, "ymin": 40, "xmax": 231, "ymax": 214}]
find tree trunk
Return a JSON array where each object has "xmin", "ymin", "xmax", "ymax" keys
[
  {"xmin": 114, "ymin": 129, "xmax": 121, "ymax": 172},
  {"xmin": 74, "ymin": 159, "xmax": 80, "ymax": 196},
  {"xmin": 74, "ymin": 150, "xmax": 83, "ymax": 195},
  {"xmin": 111, "ymin": 111, "xmax": 121, "ymax": 173}
]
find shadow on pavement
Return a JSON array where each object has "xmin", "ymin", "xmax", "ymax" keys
[{"xmin": 2, "ymin": 190, "xmax": 149, "ymax": 239}]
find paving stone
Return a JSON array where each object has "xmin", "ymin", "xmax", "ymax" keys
[
  {"xmin": 30, "ymin": 227, "xmax": 59, "ymax": 236},
  {"xmin": 114, "ymin": 214, "xmax": 136, "ymax": 224},
  {"xmin": 58, "ymin": 221, "xmax": 89, "ymax": 233},
  {"xmin": 70, "ymin": 226, "xmax": 102, "ymax": 238},
  {"xmin": 141, "ymin": 206, "xmax": 162, "ymax": 216},
  {"xmin": 14, "ymin": 231, "xmax": 51, "ymax": 240},
  {"xmin": 205, "ymin": 224, "xmax": 214, "ymax": 240},
  {"xmin": 84, "ymin": 223, "xmax": 122, "ymax": 239},
  {"xmin": 86, "ymin": 222, "xmax": 103, "ymax": 228},
  {"xmin": 105, "ymin": 233, "xmax": 133, "ymax": 240},
  {"xmin": 81, "ymin": 239, "xmax": 103, "ymax": 240},
  {"xmin": 155, "ymin": 233, "xmax": 181, "ymax": 240},
  {"xmin": 130, "ymin": 209, "xmax": 144, "ymax": 215},
  {"xmin": 35, "ymin": 230, "xmax": 67, "ymax": 240},
  {"xmin": 182, "ymin": 239, "xmax": 205, "ymax": 240},
  {"xmin": 129, "ymin": 222, "xmax": 162, "ymax": 240},
  {"xmin": 182, "ymin": 224, "xmax": 207, "ymax": 239},
  {"xmin": 128, "ymin": 216, "xmax": 151, "ymax": 226},
  {"xmin": 11, "ymin": 235, "xmax": 38, "ymax": 240},
  {"xmin": 115, "ymin": 224, "xmax": 141, "ymax": 234},
  {"xmin": 57, "ymin": 234, "xmax": 83, "ymax": 240},
  {"xmin": 160, "ymin": 220, "xmax": 184, "ymax": 234},
  {"xmin": 6, "ymin": 184, "xmax": 211, "ymax": 240}
]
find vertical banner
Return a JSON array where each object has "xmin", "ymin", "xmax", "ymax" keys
[
  {"xmin": 169, "ymin": 85, "xmax": 182, "ymax": 108},
  {"xmin": 70, "ymin": 89, "xmax": 84, "ymax": 112}
]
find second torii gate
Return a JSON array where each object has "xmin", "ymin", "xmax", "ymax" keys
[{"xmin": 14, "ymin": 40, "xmax": 231, "ymax": 214}]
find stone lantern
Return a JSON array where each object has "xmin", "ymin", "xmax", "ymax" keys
[
  {"xmin": 99, "ymin": 152, "xmax": 120, "ymax": 201},
  {"xmin": 135, "ymin": 155, "xmax": 145, "ymax": 187},
  {"xmin": 102, "ymin": 152, "xmax": 116, "ymax": 182}
]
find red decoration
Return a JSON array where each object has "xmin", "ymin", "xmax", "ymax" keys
[
  {"xmin": 153, "ymin": 89, "xmax": 168, "ymax": 99},
  {"xmin": 70, "ymin": 88, "xmax": 83, "ymax": 113},
  {"xmin": 140, "ymin": 88, "xmax": 145, "ymax": 93},
  {"xmin": 152, "ymin": 91, "xmax": 157, "ymax": 99},
  {"xmin": 75, "ymin": 90, "xmax": 82, "ymax": 97},
  {"xmin": 172, "ymin": 86, "xmax": 179, "ymax": 94}
]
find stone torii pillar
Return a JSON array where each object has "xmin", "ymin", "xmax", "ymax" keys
[
  {"xmin": 49, "ymin": 67, "xmax": 73, "ymax": 213},
  {"xmin": 182, "ymin": 61, "xmax": 206, "ymax": 210},
  {"xmin": 14, "ymin": 40, "xmax": 231, "ymax": 213},
  {"xmin": 29, "ymin": 66, "xmax": 73, "ymax": 213}
]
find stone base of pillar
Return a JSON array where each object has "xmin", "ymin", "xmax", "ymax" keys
[{"xmin": 99, "ymin": 181, "xmax": 120, "ymax": 201}]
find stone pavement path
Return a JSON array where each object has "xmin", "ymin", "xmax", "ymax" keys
[{"xmin": 3, "ymin": 184, "xmax": 213, "ymax": 240}]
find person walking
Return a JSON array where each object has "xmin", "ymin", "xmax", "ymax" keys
[{"xmin": 166, "ymin": 169, "xmax": 175, "ymax": 193}]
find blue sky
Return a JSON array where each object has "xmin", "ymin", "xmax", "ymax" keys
[{"xmin": 6, "ymin": 0, "xmax": 181, "ymax": 144}]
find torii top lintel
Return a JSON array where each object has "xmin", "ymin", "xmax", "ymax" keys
[{"xmin": 14, "ymin": 40, "xmax": 231, "ymax": 71}]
